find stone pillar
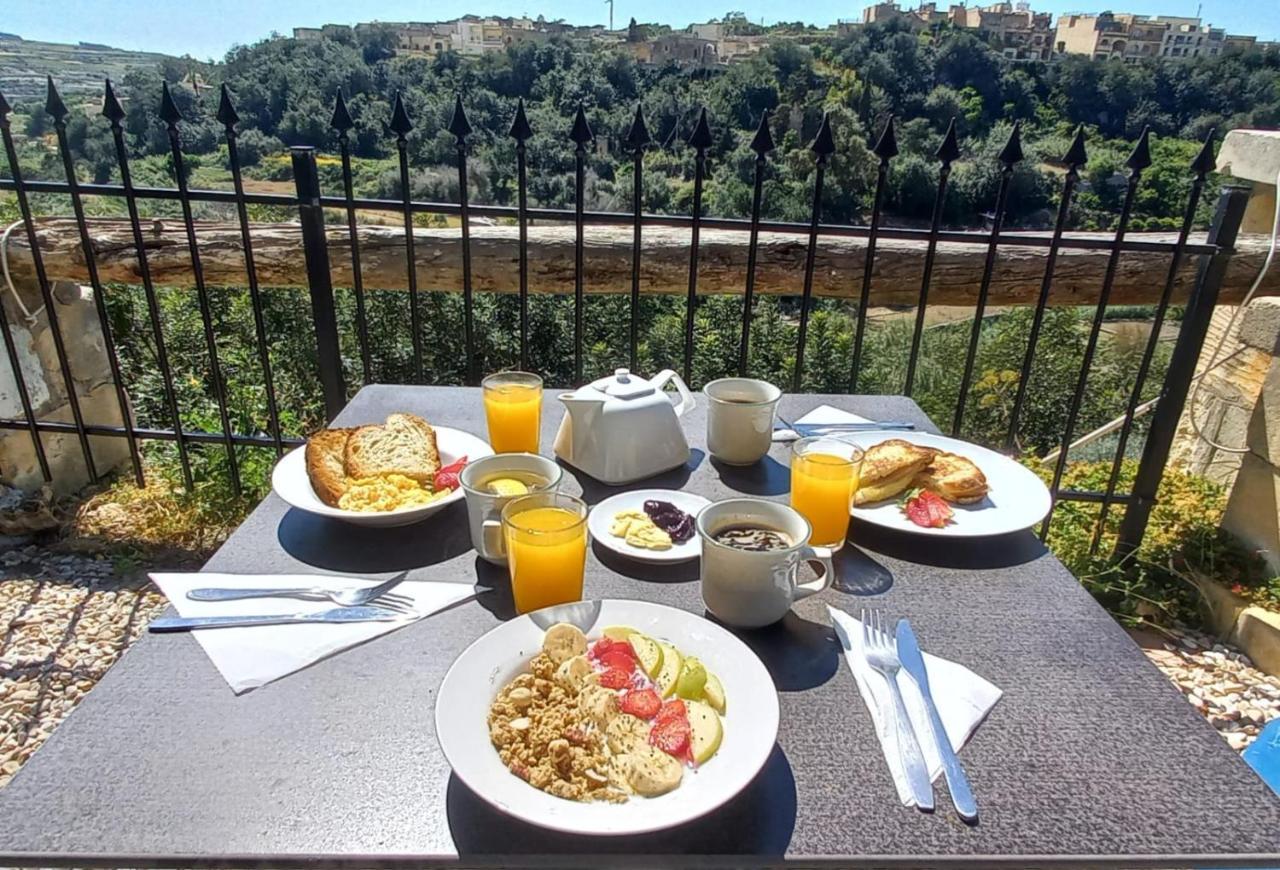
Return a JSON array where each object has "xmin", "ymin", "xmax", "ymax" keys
[{"xmin": 0, "ymin": 278, "xmax": 133, "ymax": 494}]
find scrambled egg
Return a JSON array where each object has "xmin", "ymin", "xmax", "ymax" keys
[
  {"xmin": 609, "ymin": 511, "xmax": 673, "ymax": 550},
  {"xmin": 338, "ymin": 474, "xmax": 450, "ymax": 512}
]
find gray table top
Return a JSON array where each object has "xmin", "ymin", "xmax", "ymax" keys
[{"xmin": 1, "ymin": 385, "xmax": 1278, "ymax": 868}]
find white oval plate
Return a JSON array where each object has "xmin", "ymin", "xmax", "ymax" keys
[
  {"xmin": 271, "ymin": 426, "xmax": 494, "ymax": 528},
  {"xmin": 587, "ymin": 489, "xmax": 711, "ymax": 563},
  {"xmin": 435, "ymin": 599, "xmax": 779, "ymax": 835},
  {"xmin": 841, "ymin": 430, "xmax": 1052, "ymax": 538}
]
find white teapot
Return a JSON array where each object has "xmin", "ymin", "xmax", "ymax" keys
[{"xmin": 553, "ymin": 369, "xmax": 695, "ymax": 484}]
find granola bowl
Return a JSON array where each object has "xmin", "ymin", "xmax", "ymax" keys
[{"xmin": 435, "ymin": 599, "xmax": 780, "ymax": 835}]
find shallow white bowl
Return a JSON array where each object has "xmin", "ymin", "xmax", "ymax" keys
[
  {"xmin": 435, "ymin": 599, "xmax": 780, "ymax": 835},
  {"xmin": 271, "ymin": 426, "xmax": 494, "ymax": 528}
]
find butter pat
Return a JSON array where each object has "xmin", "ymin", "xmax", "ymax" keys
[{"xmin": 610, "ymin": 510, "xmax": 673, "ymax": 550}]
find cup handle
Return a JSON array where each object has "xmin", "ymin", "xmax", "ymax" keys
[
  {"xmin": 483, "ymin": 517, "xmax": 506, "ymax": 559},
  {"xmin": 791, "ymin": 545, "xmax": 834, "ymax": 601}
]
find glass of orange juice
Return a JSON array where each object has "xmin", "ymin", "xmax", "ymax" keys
[
  {"xmin": 482, "ymin": 371, "xmax": 543, "ymax": 453},
  {"xmin": 790, "ymin": 436, "xmax": 864, "ymax": 550},
  {"xmin": 502, "ymin": 492, "xmax": 588, "ymax": 614}
]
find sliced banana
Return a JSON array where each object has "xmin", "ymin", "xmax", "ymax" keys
[
  {"xmin": 624, "ymin": 744, "xmax": 683, "ymax": 797},
  {"xmin": 554, "ymin": 654, "xmax": 593, "ymax": 693},
  {"xmin": 605, "ymin": 713, "xmax": 651, "ymax": 754},
  {"xmin": 578, "ymin": 685, "xmax": 620, "ymax": 726},
  {"xmin": 542, "ymin": 622, "xmax": 587, "ymax": 664}
]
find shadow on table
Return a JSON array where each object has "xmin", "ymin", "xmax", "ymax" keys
[
  {"xmin": 446, "ymin": 744, "xmax": 796, "ymax": 856},
  {"xmin": 850, "ymin": 521, "xmax": 1047, "ymax": 570},
  {"xmin": 709, "ymin": 611, "xmax": 840, "ymax": 692},
  {"xmin": 592, "ymin": 540, "xmax": 700, "ymax": 583},
  {"xmin": 831, "ymin": 545, "xmax": 895, "ymax": 596},
  {"xmin": 276, "ymin": 503, "xmax": 474, "ymax": 573},
  {"xmin": 711, "ymin": 455, "xmax": 790, "ymax": 496},
  {"xmin": 565, "ymin": 450, "xmax": 706, "ymax": 506},
  {"xmin": 472, "ymin": 557, "xmax": 516, "ymax": 621}
]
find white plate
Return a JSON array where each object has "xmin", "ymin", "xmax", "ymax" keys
[
  {"xmin": 587, "ymin": 489, "xmax": 711, "ymax": 563},
  {"xmin": 842, "ymin": 431, "xmax": 1052, "ymax": 538},
  {"xmin": 270, "ymin": 426, "xmax": 494, "ymax": 528},
  {"xmin": 435, "ymin": 599, "xmax": 779, "ymax": 836}
]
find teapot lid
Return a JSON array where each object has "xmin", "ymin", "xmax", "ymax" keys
[{"xmin": 588, "ymin": 368, "xmax": 656, "ymax": 400}]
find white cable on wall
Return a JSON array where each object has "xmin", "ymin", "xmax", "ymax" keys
[
  {"xmin": 1186, "ymin": 168, "xmax": 1280, "ymax": 454},
  {"xmin": 1, "ymin": 219, "xmax": 46, "ymax": 326}
]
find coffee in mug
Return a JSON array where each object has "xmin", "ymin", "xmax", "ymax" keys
[{"xmin": 703, "ymin": 378, "xmax": 782, "ymax": 466}]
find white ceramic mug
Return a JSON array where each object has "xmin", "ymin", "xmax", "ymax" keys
[
  {"xmin": 697, "ymin": 498, "xmax": 834, "ymax": 628},
  {"xmin": 704, "ymin": 378, "xmax": 783, "ymax": 465},
  {"xmin": 460, "ymin": 453, "xmax": 563, "ymax": 564}
]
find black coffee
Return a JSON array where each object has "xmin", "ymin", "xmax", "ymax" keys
[{"xmin": 712, "ymin": 525, "xmax": 793, "ymax": 551}]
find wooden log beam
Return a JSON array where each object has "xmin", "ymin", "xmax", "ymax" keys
[{"xmin": 5, "ymin": 217, "xmax": 1276, "ymax": 306}]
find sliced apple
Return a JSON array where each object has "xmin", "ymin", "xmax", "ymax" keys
[
  {"xmin": 601, "ymin": 625, "xmax": 639, "ymax": 641},
  {"xmin": 702, "ymin": 672, "xmax": 726, "ymax": 714},
  {"xmin": 629, "ymin": 633, "xmax": 664, "ymax": 679},
  {"xmin": 676, "ymin": 656, "xmax": 707, "ymax": 699},
  {"xmin": 654, "ymin": 641, "xmax": 682, "ymax": 698},
  {"xmin": 685, "ymin": 699, "xmax": 724, "ymax": 765}
]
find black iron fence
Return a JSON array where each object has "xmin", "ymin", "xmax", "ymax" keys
[{"xmin": 0, "ymin": 78, "xmax": 1250, "ymax": 556}]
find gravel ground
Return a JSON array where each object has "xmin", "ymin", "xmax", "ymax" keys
[{"xmin": 1, "ymin": 536, "xmax": 1277, "ymax": 791}]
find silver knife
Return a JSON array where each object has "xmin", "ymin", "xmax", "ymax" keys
[
  {"xmin": 895, "ymin": 619, "xmax": 979, "ymax": 822},
  {"xmin": 148, "ymin": 606, "xmax": 404, "ymax": 633}
]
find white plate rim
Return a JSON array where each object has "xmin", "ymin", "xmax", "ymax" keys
[
  {"xmin": 270, "ymin": 426, "xmax": 494, "ymax": 526},
  {"xmin": 587, "ymin": 489, "xmax": 711, "ymax": 563},
  {"xmin": 434, "ymin": 599, "xmax": 780, "ymax": 836},
  {"xmin": 842, "ymin": 430, "xmax": 1052, "ymax": 538}
]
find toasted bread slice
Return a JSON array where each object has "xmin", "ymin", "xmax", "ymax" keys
[
  {"xmin": 854, "ymin": 439, "xmax": 937, "ymax": 505},
  {"xmin": 912, "ymin": 451, "xmax": 988, "ymax": 504},
  {"xmin": 305, "ymin": 427, "xmax": 355, "ymax": 507},
  {"xmin": 343, "ymin": 412, "xmax": 440, "ymax": 484}
]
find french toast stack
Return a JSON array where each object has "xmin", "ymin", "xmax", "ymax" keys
[{"xmin": 854, "ymin": 439, "xmax": 989, "ymax": 506}]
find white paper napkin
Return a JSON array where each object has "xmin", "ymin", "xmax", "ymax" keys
[
  {"xmin": 772, "ymin": 404, "xmax": 873, "ymax": 440},
  {"xmin": 149, "ymin": 573, "xmax": 478, "ymax": 694},
  {"xmin": 828, "ymin": 605, "xmax": 1002, "ymax": 806}
]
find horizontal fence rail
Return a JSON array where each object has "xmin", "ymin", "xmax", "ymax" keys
[{"xmin": 0, "ymin": 78, "xmax": 1256, "ymax": 557}]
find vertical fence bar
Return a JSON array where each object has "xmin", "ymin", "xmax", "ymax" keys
[
  {"xmin": 569, "ymin": 105, "xmax": 593, "ymax": 385},
  {"xmin": 626, "ymin": 105, "xmax": 651, "ymax": 372},
  {"xmin": 331, "ymin": 91, "xmax": 372, "ymax": 384},
  {"xmin": 1095, "ymin": 137, "xmax": 1218, "ymax": 552},
  {"xmin": 793, "ymin": 113, "xmax": 834, "ymax": 392},
  {"xmin": 0, "ymin": 92, "xmax": 52, "ymax": 482},
  {"xmin": 50, "ymin": 81, "xmax": 143, "ymax": 484},
  {"xmin": 389, "ymin": 93, "xmax": 423, "ymax": 382},
  {"xmin": 1042, "ymin": 127, "xmax": 1152, "ymax": 539},
  {"xmin": 219, "ymin": 84, "xmax": 283, "ymax": 457},
  {"xmin": 904, "ymin": 119, "xmax": 959, "ymax": 397},
  {"xmin": 739, "ymin": 110, "xmax": 774, "ymax": 378},
  {"xmin": 449, "ymin": 96, "xmax": 478, "ymax": 384},
  {"xmin": 850, "ymin": 116, "xmax": 896, "ymax": 393},
  {"xmin": 1006, "ymin": 126, "xmax": 1087, "ymax": 452},
  {"xmin": 1115, "ymin": 185, "xmax": 1248, "ymax": 557},
  {"xmin": 683, "ymin": 108, "xmax": 712, "ymax": 385},
  {"xmin": 103, "ymin": 80, "xmax": 192, "ymax": 488},
  {"xmin": 161, "ymin": 82, "xmax": 240, "ymax": 493},
  {"xmin": 953, "ymin": 122, "xmax": 1022, "ymax": 437},
  {"xmin": 510, "ymin": 100, "xmax": 533, "ymax": 372},
  {"xmin": 292, "ymin": 147, "xmax": 347, "ymax": 421}
]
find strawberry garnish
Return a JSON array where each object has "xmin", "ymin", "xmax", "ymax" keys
[
  {"xmin": 620, "ymin": 688, "xmax": 662, "ymax": 719},
  {"xmin": 899, "ymin": 488, "xmax": 954, "ymax": 528},
  {"xmin": 433, "ymin": 456, "xmax": 468, "ymax": 491}
]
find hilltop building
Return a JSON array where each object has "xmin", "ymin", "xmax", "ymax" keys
[{"xmin": 859, "ymin": 2, "xmax": 1052, "ymax": 60}]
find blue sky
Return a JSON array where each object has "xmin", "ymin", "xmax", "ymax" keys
[{"xmin": 3, "ymin": 0, "xmax": 1277, "ymax": 60}]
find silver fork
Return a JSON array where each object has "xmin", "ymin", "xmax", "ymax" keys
[
  {"xmin": 861, "ymin": 607, "xmax": 935, "ymax": 811},
  {"xmin": 186, "ymin": 572, "xmax": 416, "ymax": 614}
]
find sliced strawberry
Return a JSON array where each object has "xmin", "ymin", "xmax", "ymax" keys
[
  {"xmin": 589, "ymin": 637, "xmax": 617, "ymax": 660},
  {"xmin": 433, "ymin": 456, "xmax": 468, "ymax": 491},
  {"xmin": 649, "ymin": 717, "xmax": 692, "ymax": 757},
  {"xmin": 598, "ymin": 667, "xmax": 631, "ymax": 689},
  {"xmin": 654, "ymin": 699, "xmax": 686, "ymax": 723},
  {"xmin": 620, "ymin": 688, "xmax": 662, "ymax": 719},
  {"xmin": 598, "ymin": 649, "xmax": 636, "ymax": 673}
]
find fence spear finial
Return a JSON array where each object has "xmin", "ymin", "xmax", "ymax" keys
[
  {"xmin": 1190, "ymin": 127, "xmax": 1217, "ymax": 176},
  {"xmin": 1126, "ymin": 126, "xmax": 1152, "ymax": 172},
  {"xmin": 388, "ymin": 91, "xmax": 413, "ymax": 137},
  {"xmin": 330, "ymin": 90, "xmax": 354, "ymax": 132},
  {"xmin": 687, "ymin": 106, "xmax": 713, "ymax": 150},
  {"xmin": 1062, "ymin": 124, "xmax": 1088, "ymax": 168},
  {"xmin": 45, "ymin": 76, "xmax": 68, "ymax": 121},
  {"xmin": 872, "ymin": 114, "xmax": 898, "ymax": 161},
  {"xmin": 102, "ymin": 78, "xmax": 126, "ymax": 123},
  {"xmin": 216, "ymin": 82, "xmax": 239, "ymax": 127},
  {"xmin": 159, "ymin": 80, "xmax": 183, "ymax": 125},
  {"xmin": 625, "ymin": 103, "xmax": 651, "ymax": 151},
  {"xmin": 935, "ymin": 117, "xmax": 960, "ymax": 164},
  {"xmin": 448, "ymin": 94, "xmax": 472, "ymax": 140},
  {"xmin": 811, "ymin": 112, "xmax": 835, "ymax": 158},
  {"xmin": 569, "ymin": 103, "xmax": 593, "ymax": 146},
  {"xmin": 749, "ymin": 109, "xmax": 775, "ymax": 156},
  {"xmin": 998, "ymin": 121, "xmax": 1024, "ymax": 166},
  {"xmin": 509, "ymin": 98, "xmax": 533, "ymax": 142}
]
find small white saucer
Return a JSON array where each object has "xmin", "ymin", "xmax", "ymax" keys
[{"xmin": 587, "ymin": 489, "xmax": 711, "ymax": 563}]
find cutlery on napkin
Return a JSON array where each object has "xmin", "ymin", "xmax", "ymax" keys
[
  {"xmin": 828, "ymin": 605, "xmax": 1002, "ymax": 809},
  {"xmin": 772, "ymin": 405, "xmax": 915, "ymax": 442},
  {"xmin": 149, "ymin": 572, "xmax": 478, "ymax": 694}
]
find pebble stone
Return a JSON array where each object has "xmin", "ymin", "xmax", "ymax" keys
[{"xmin": 1140, "ymin": 625, "xmax": 1279, "ymax": 753}]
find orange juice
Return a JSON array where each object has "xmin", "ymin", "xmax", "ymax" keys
[
  {"xmin": 790, "ymin": 440, "xmax": 863, "ymax": 549},
  {"xmin": 503, "ymin": 500, "xmax": 587, "ymax": 614},
  {"xmin": 483, "ymin": 377, "xmax": 542, "ymax": 453}
]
